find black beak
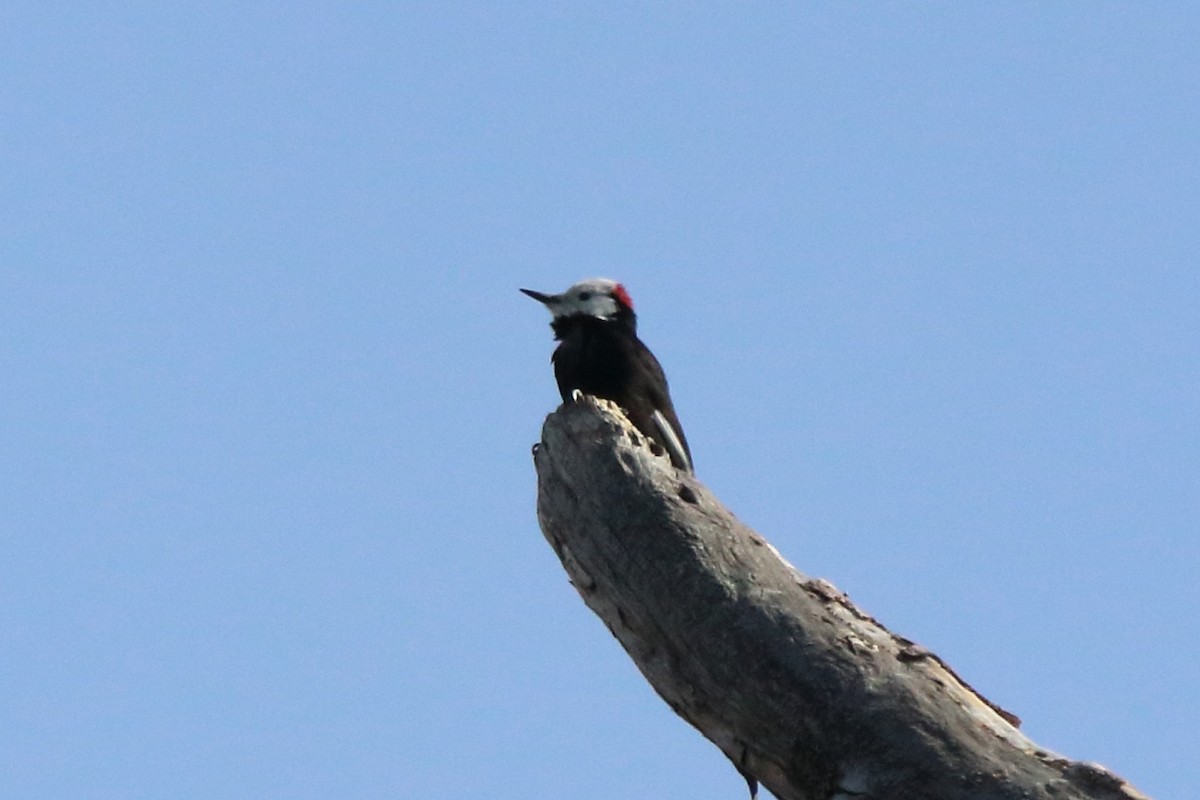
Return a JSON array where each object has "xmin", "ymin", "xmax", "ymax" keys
[{"xmin": 520, "ymin": 288, "xmax": 556, "ymax": 305}]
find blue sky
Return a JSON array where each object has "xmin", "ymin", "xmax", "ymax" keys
[{"xmin": 2, "ymin": 4, "xmax": 1196, "ymax": 799}]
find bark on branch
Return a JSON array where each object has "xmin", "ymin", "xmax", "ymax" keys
[{"xmin": 532, "ymin": 399, "xmax": 1149, "ymax": 800}]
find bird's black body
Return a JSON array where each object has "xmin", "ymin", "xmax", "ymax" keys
[
  {"xmin": 523, "ymin": 279, "xmax": 693, "ymax": 473},
  {"xmin": 550, "ymin": 312, "xmax": 692, "ymax": 471}
]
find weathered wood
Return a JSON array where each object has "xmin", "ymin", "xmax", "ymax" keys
[{"xmin": 532, "ymin": 399, "xmax": 1149, "ymax": 800}]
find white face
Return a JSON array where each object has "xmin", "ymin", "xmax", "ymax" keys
[{"xmin": 548, "ymin": 277, "xmax": 624, "ymax": 319}]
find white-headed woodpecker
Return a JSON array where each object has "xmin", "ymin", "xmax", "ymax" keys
[{"xmin": 522, "ymin": 278, "xmax": 693, "ymax": 474}]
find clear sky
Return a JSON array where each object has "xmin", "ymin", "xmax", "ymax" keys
[{"xmin": 2, "ymin": 4, "xmax": 1196, "ymax": 799}]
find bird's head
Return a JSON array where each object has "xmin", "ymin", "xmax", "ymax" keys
[{"xmin": 520, "ymin": 278, "xmax": 635, "ymax": 322}]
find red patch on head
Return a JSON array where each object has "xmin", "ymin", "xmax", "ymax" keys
[{"xmin": 612, "ymin": 283, "xmax": 634, "ymax": 309}]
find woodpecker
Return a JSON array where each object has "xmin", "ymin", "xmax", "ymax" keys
[{"xmin": 521, "ymin": 278, "xmax": 693, "ymax": 473}]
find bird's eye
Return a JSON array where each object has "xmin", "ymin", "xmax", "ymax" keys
[{"xmin": 578, "ymin": 291, "xmax": 592, "ymax": 301}]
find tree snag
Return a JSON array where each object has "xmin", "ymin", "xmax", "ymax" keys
[{"xmin": 531, "ymin": 399, "xmax": 1150, "ymax": 800}]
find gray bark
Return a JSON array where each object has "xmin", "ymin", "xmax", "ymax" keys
[{"xmin": 532, "ymin": 399, "xmax": 1150, "ymax": 800}]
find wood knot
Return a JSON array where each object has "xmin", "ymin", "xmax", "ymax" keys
[
  {"xmin": 805, "ymin": 578, "xmax": 846, "ymax": 603},
  {"xmin": 896, "ymin": 643, "xmax": 932, "ymax": 662}
]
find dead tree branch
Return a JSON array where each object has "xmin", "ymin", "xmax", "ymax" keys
[{"xmin": 531, "ymin": 399, "xmax": 1149, "ymax": 800}]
